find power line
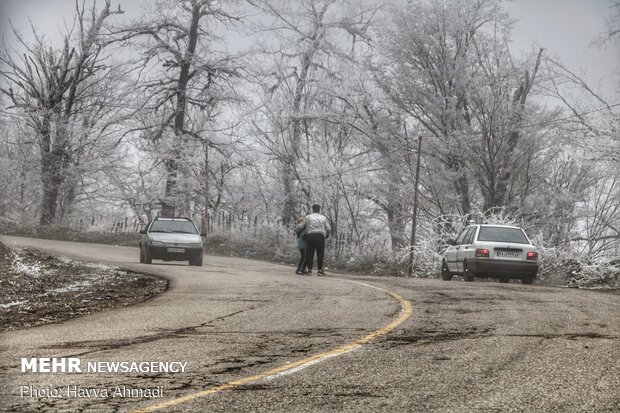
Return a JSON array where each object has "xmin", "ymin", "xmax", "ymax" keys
[{"xmin": 297, "ymin": 102, "xmax": 620, "ymax": 181}]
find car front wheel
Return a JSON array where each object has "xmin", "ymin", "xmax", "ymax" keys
[
  {"xmin": 441, "ymin": 261, "xmax": 453, "ymax": 281},
  {"xmin": 144, "ymin": 247, "xmax": 152, "ymax": 264},
  {"xmin": 522, "ymin": 276, "xmax": 534, "ymax": 285},
  {"xmin": 189, "ymin": 254, "xmax": 203, "ymax": 266}
]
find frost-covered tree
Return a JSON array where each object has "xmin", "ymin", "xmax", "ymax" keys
[
  {"xmin": 248, "ymin": 0, "xmax": 377, "ymax": 227},
  {"xmin": 374, "ymin": 0, "xmax": 545, "ymax": 215},
  {"xmin": 0, "ymin": 0, "xmax": 125, "ymax": 224},
  {"xmin": 112, "ymin": 0, "xmax": 243, "ymax": 218},
  {"xmin": 0, "ymin": 118, "xmax": 40, "ymax": 223}
]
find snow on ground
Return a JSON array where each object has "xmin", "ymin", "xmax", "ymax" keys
[{"xmin": 0, "ymin": 244, "xmax": 167, "ymax": 331}]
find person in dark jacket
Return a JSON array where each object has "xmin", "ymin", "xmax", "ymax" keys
[
  {"xmin": 295, "ymin": 217, "xmax": 308, "ymax": 275},
  {"xmin": 298, "ymin": 204, "xmax": 331, "ymax": 275}
]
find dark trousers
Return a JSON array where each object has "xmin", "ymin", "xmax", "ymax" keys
[
  {"xmin": 297, "ymin": 248, "xmax": 307, "ymax": 271},
  {"xmin": 306, "ymin": 233, "xmax": 325, "ymax": 271}
]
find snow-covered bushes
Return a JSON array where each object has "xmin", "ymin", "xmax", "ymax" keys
[
  {"xmin": 1, "ymin": 222, "xmax": 140, "ymax": 246},
  {"xmin": 330, "ymin": 236, "xmax": 404, "ymax": 276},
  {"xmin": 204, "ymin": 223, "xmax": 408, "ymax": 275},
  {"xmin": 411, "ymin": 234, "xmax": 445, "ymax": 277},
  {"xmin": 535, "ymin": 241, "xmax": 620, "ymax": 288},
  {"xmin": 205, "ymin": 224, "xmax": 297, "ymax": 262},
  {"xmin": 567, "ymin": 260, "xmax": 620, "ymax": 289},
  {"xmin": 10, "ymin": 249, "xmax": 45, "ymax": 277}
]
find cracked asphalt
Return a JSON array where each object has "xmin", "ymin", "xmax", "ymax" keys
[{"xmin": 1, "ymin": 236, "xmax": 619, "ymax": 412}]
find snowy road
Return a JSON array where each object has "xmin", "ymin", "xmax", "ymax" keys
[{"xmin": 1, "ymin": 236, "xmax": 619, "ymax": 412}]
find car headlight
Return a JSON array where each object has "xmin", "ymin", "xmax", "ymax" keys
[
  {"xmin": 151, "ymin": 241, "xmax": 164, "ymax": 246},
  {"xmin": 185, "ymin": 243, "xmax": 203, "ymax": 248}
]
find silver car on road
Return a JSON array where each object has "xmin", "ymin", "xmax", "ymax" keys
[
  {"xmin": 442, "ymin": 224, "xmax": 539, "ymax": 284},
  {"xmin": 139, "ymin": 217, "xmax": 205, "ymax": 266}
]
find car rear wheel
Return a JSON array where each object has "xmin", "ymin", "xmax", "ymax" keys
[
  {"xmin": 189, "ymin": 254, "xmax": 203, "ymax": 266},
  {"xmin": 522, "ymin": 276, "xmax": 534, "ymax": 285},
  {"xmin": 463, "ymin": 262, "xmax": 474, "ymax": 282},
  {"xmin": 499, "ymin": 278, "xmax": 509, "ymax": 283},
  {"xmin": 441, "ymin": 261, "xmax": 453, "ymax": 281}
]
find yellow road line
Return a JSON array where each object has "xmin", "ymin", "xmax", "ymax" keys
[{"xmin": 130, "ymin": 280, "xmax": 413, "ymax": 413}]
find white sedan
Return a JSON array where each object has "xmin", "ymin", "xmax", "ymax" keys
[{"xmin": 441, "ymin": 224, "xmax": 539, "ymax": 284}]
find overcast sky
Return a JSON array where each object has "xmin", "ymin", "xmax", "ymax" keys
[
  {"xmin": 1, "ymin": 0, "xmax": 619, "ymax": 103},
  {"xmin": 505, "ymin": 0, "xmax": 619, "ymax": 100}
]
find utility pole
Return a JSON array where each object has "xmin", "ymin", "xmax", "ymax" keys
[
  {"xmin": 408, "ymin": 135, "xmax": 423, "ymax": 277},
  {"xmin": 203, "ymin": 140, "xmax": 209, "ymax": 237}
]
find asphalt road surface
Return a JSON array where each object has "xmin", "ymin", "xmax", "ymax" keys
[{"xmin": 1, "ymin": 236, "xmax": 619, "ymax": 413}]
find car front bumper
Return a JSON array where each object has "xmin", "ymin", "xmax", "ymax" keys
[
  {"xmin": 148, "ymin": 245, "xmax": 203, "ymax": 261},
  {"xmin": 468, "ymin": 259, "xmax": 538, "ymax": 278}
]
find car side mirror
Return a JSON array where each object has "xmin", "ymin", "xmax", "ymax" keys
[
  {"xmin": 139, "ymin": 228, "xmax": 147, "ymax": 234},
  {"xmin": 447, "ymin": 238, "xmax": 456, "ymax": 246}
]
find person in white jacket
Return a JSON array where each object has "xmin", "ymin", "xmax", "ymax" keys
[{"xmin": 300, "ymin": 204, "xmax": 331, "ymax": 275}]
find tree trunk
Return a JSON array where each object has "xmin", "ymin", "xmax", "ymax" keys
[
  {"xmin": 387, "ymin": 200, "xmax": 407, "ymax": 250},
  {"xmin": 482, "ymin": 49, "xmax": 543, "ymax": 212},
  {"xmin": 281, "ymin": 17, "xmax": 324, "ymax": 227},
  {"xmin": 39, "ymin": 157, "xmax": 65, "ymax": 225},
  {"xmin": 162, "ymin": 3, "xmax": 202, "ymax": 217},
  {"xmin": 282, "ymin": 163, "xmax": 297, "ymax": 227},
  {"xmin": 40, "ymin": 183, "xmax": 59, "ymax": 225},
  {"xmin": 447, "ymin": 154, "xmax": 471, "ymax": 215},
  {"xmin": 38, "ymin": 114, "xmax": 66, "ymax": 225}
]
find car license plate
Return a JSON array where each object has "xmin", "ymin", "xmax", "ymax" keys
[
  {"xmin": 167, "ymin": 248, "xmax": 185, "ymax": 253},
  {"xmin": 496, "ymin": 251, "xmax": 519, "ymax": 258}
]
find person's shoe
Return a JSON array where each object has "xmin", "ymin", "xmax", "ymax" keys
[
  {"xmin": 295, "ymin": 270, "xmax": 302, "ymax": 275},
  {"xmin": 317, "ymin": 270, "xmax": 325, "ymax": 276}
]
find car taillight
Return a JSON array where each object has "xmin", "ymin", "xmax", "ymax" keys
[
  {"xmin": 475, "ymin": 248, "xmax": 490, "ymax": 257},
  {"xmin": 527, "ymin": 251, "xmax": 538, "ymax": 261}
]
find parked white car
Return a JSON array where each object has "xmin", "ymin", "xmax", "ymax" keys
[{"xmin": 441, "ymin": 224, "xmax": 539, "ymax": 284}]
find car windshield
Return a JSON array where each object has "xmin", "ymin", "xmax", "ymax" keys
[
  {"xmin": 149, "ymin": 220, "xmax": 197, "ymax": 234},
  {"xmin": 477, "ymin": 227, "xmax": 530, "ymax": 244}
]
